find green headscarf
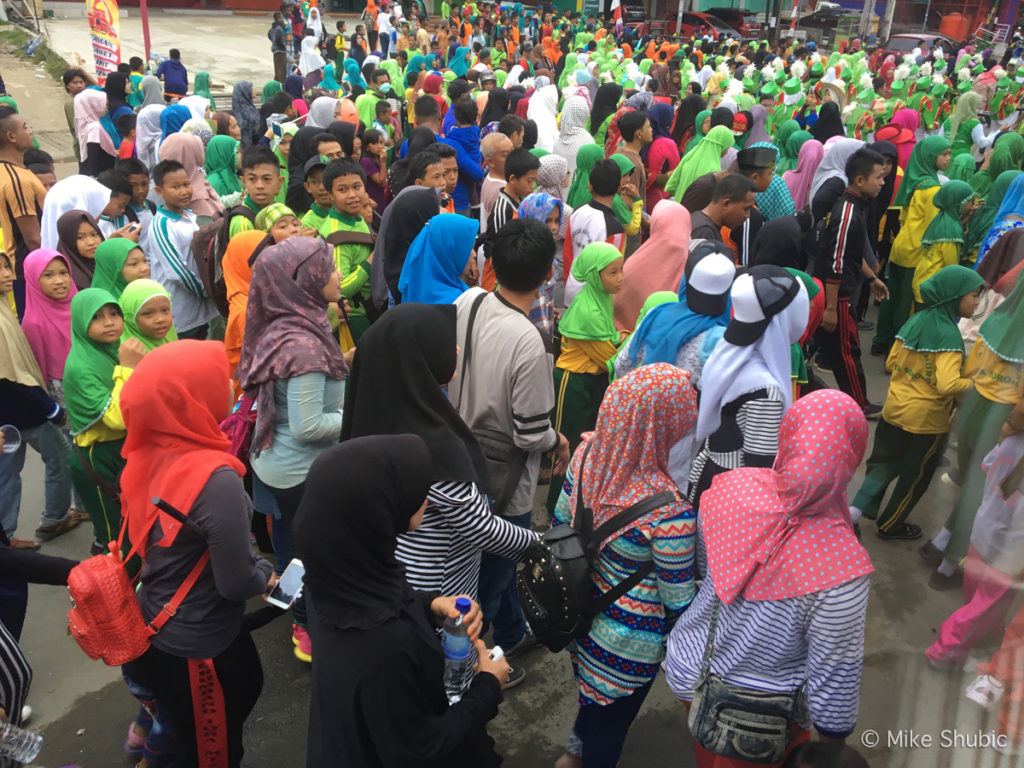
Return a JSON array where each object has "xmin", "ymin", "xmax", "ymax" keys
[
  {"xmin": 893, "ymin": 135, "xmax": 949, "ymax": 207},
  {"xmin": 685, "ymin": 109, "xmax": 712, "ymax": 154},
  {"xmin": 558, "ymin": 242, "xmax": 622, "ymax": 343},
  {"xmin": 920, "ymin": 181, "xmax": 972, "ymax": 254},
  {"xmin": 896, "ymin": 265, "xmax": 983, "ymax": 353},
  {"xmin": 636, "ymin": 291, "xmax": 677, "ymax": 327},
  {"xmin": 773, "ymin": 120, "xmax": 801, "ymax": 173},
  {"xmin": 529, "ymin": 147, "xmax": 550, "ymax": 158},
  {"xmin": 666, "ymin": 125, "xmax": 734, "ymax": 203},
  {"xmin": 947, "ymin": 153, "xmax": 977, "ymax": 184},
  {"xmin": 949, "ymin": 90, "xmax": 982, "ymax": 137},
  {"xmin": 193, "ymin": 71, "xmax": 216, "ymax": 110},
  {"xmin": 965, "ymin": 170, "xmax": 1022, "ymax": 258},
  {"xmin": 779, "ymin": 129, "xmax": 812, "ymax": 175},
  {"xmin": 262, "ymin": 80, "xmax": 283, "ymax": 101},
  {"xmin": 978, "ymin": 270, "xmax": 1024, "ymax": 363},
  {"xmin": 566, "ymin": 144, "xmax": 605, "ymax": 209},
  {"xmin": 609, "ymin": 153, "xmax": 636, "ymax": 226},
  {"xmin": 972, "ymin": 133, "xmax": 1024, "ymax": 196},
  {"xmin": 559, "ymin": 53, "xmax": 579, "ymax": 90},
  {"xmin": 63, "ymin": 288, "xmax": 121, "ymax": 435},
  {"xmin": 119, "ymin": 279, "xmax": 178, "ymax": 351},
  {"xmin": 205, "ymin": 135, "xmax": 242, "ymax": 197},
  {"xmin": 90, "ymin": 238, "xmax": 141, "ymax": 298}
]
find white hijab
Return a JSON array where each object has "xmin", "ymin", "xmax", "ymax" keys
[
  {"xmin": 307, "ymin": 96, "xmax": 339, "ymax": 129},
  {"xmin": 808, "ymin": 137, "xmax": 864, "ymax": 204},
  {"xmin": 300, "ymin": 35, "xmax": 327, "ymax": 76},
  {"xmin": 40, "ymin": 175, "xmax": 111, "ymax": 251},
  {"xmin": 306, "ymin": 7, "xmax": 324, "ymax": 41},
  {"xmin": 178, "ymin": 95, "xmax": 210, "ymax": 122},
  {"xmin": 527, "ymin": 84, "xmax": 559, "ymax": 152},
  {"xmin": 135, "ymin": 104, "xmax": 165, "ymax": 171},
  {"xmin": 552, "ymin": 95, "xmax": 594, "ymax": 171},
  {"xmin": 695, "ymin": 274, "xmax": 809, "ymax": 442}
]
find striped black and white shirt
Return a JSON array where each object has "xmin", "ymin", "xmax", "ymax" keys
[
  {"xmin": 396, "ymin": 480, "xmax": 538, "ymax": 599},
  {"xmin": 664, "ymin": 572, "xmax": 870, "ymax": 738},
  {"xmin": 688, "ymin": 386, "xmax": 785, "ymax": 509}
]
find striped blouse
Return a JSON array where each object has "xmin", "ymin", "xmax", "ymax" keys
[
  {"xmin": 396, "ymin": 480, "xmax": 537, "ymax": 599},
  {"xmin": 554, "ymin": 464, "xmax": 697, "ymax": 706},
  {"xmin": 688, "ymin": 385, "xmax": 785, "ymax": 509},
  {"xmin": 664, "ymin": 571, "xmax": 870, "ymax": 738}
]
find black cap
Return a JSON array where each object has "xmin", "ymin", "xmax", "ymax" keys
[
  {"xmin": 736, "ymin": 146, "xmax": 777, "ymax": 172},
  {"xmin": 303, "ymin": 154, "xmax": 329, "ymax": 179},
  {"xmin": 723, "ymin": 264, "xmax": 800, "ymax": 346}
]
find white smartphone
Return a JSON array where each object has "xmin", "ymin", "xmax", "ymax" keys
[{"xmin": 266, "ymin": 558, "xmax": 305, "ymax": 609}]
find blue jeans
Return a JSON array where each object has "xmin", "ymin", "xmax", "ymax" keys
[
  {"xmin": 477, "ymin": 510, "xmax": 531, "ymax": 648},
  {"xmin": 570, "ymin": 680, "xmax": 654, "ymax": 767},
  {"xmin": 0, "ymin": 422, "xmax": 71, "ymax": 536}
]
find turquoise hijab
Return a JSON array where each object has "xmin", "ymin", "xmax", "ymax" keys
[{"xmin": 398, "ymin": 214, "xmax": 480, "ymax": 305}]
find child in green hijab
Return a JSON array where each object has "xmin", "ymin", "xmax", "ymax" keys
[
  {"xmin": 119, "ymin": 279, "xmax": 179, "ymax": 351},
  {"xmin": 913, "ymin": 179, "xmax": 974, "ymax": 303},
  {"xmin": 547, "ymin": 242, "xmax": 625, "ymax": 510},
  {"xmin": 90, "ymin": 238, "xmax": 150, "ymax": 298},
  {"xmin": 851, "ymin": 265, "xmax": 984, "ymax": 541},
  {"xmin": 64, "ymin": 287, "xmax": 148, "ymax": 550},
  {"xmin": 205, "ymin": 135, "xmax": 242, "ymax": 199}
]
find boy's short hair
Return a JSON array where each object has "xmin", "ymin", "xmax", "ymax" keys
[
  {"xmin": 61, "ymin": 67, "xmax": 90, "ymax": 87},
  {"xmin": 375, "ymin": 99, "xmax": 393, "ymax": 115},
  {"xmin": 23, "ymin": 148, "xmax": 53, "ymax": 169},
  {"xmin": 169, "ymin": 48, "xmax": 181, "ymax": 59},
  {"xmin": 711, "ymin": 173, "xmax": 756, "ymax": 203},
  {"xmin": 410, "ymin": 148, "xmax": 443, "ymax": 182},
  {"xmin": 96, "ymin": 170, "xmax": 132, "ymax": 198},
  {"xmin": 152, "ymin": 159, "xmax": 187, "ymax": 187},
  {"xmin": 323, "ymin": 158, "xmax": 366, "ymax": 191},
  {"xmin": 588, "ymin": 159, "xmax": 622, "ymax": 197},
  {"xmin": 453, "ymin": 96, "xmax": 478, "ymax": 126},
  {"xmin": 414, "ymin": 95, "xmax": 441, "ymax": 122},
  {"xmin": 504, "ymin": 148, "xmax": 540, "ymax": 181},
  {"xmin": 129, "ymin": 56, "xmax": 144, "ymax": 70},
  {"xmin": 313, "ymin": 132, "xmax": 340, "ymax": 151},
  {"xmin": 497, "ymin": 113, "xmax": 525, "ymax": 138},
  {"xmin": 116, "ymin": 157, "xmax": 149, "ymax": 178},
  {"xmin": 432, "ymin": 143, "xmax": 456, "ymax": 160},
  {"xmin": 617, "ymin": 110, "xmax": 649, "ymax": 143},
  {"xmin": 845, "ymin": 148, "xmax": 885, "ymax": 184},
  {"xmin": 115, "ymin": 113, "xmax": 137, "ymax": 137},
  {"xmin": 268, "ymin": 92, "xmax": 293, "ymax": 114},
  {"xmin": 490, "ymin": 218, "xmax": 556, "ymax": 292},
  {"xmin": 240, "ymin": 146, "xmax": 280, "ymax": 173}
]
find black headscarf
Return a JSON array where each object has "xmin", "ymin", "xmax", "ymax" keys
[
  {"xmin": 104, "ymin": 72, "xmax": 130, "ymax": 114},
  {"xmin": 810, "ymin": 101, "xmax": 846, "ymax": 143},
  {"xmin": 751, "ymin": 215, "xmax": 811, "ymax": 270},
  {"xmin": 286, "ymin": 126, "xmax": 325, "ymax": 212},
  {"xmin": 479, "ymin": 87, "xmax": 511, "ymax": 127},
  {"xmin": 295, "ymin": 434, "xmax": 432, "ymax": 631},
  {"xmin": 710, "ymin": 106, "xmax": 733, "ymax": 129},
  {"xmin": 867, "ymin": 139, "xmax": 898, "ymax": 246},
  {"xmin": 341, "ymin": 303, "xmax": 490, "ymax": 488},
  {"xmin": 329, "ymin": 121, "xmax": 358, "ymax": 157},
  {"xmin": 507, "ymin": 86, "xmax": 526, "ymax": 116},
  {"xmin": 672, "ymin": 93, "xmax": 706, "ymax": 145},
  {"xmin": 589, "ymin": 83, "xmax": 623, "ymax": 136},
  {"xmin": 523, "ymin": 119, "xmax": 538, "ymax": 151},
  {"xmin": 389, "ymin": 127, "xmax": 439, "ymax": 194},
  {"xmin": 377, "ymin": 186, "xmax": 441, "ymax": 303}
]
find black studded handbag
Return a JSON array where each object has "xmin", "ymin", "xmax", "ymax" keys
[{"xmin": 515, "ymin": 446, "xmax": 678, "ymax": 652}]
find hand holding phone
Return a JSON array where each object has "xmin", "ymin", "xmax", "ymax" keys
[{"xmin": 266, "ymin": 558, "xmax": 304, "ymax": 609}]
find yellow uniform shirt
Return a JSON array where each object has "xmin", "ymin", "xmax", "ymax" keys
[
  {"xmin": 73, "ymin": 366, "xmax": 133, "ymax": 447},
  {"xmin": 966, "ymin": 339, "xmax": 1024, "ymax": 405},
  {"xmin": 555, "ymin": 337, "xmax": 618, "ymax": 375},
  {"xmin": 882, "ymin": 340, "xmax": 971, "ymax": 434},
  {"xmin": 913, "ymin": 241, "xmax": 959, "ymax": 304},
  {"xmin": 890, "ymin": 186, "xmax": 939, "ymax": 269}
]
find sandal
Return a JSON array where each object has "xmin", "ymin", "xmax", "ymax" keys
[
  {"xmin": 965, "ymin": 674, "xmax": 1004, "ymax": 711},
  {"xmin": 35, "ymin": 510, "xmax": 84, "ymax": 541},
  {"xmin": 9, "ymin": 538, "xmax": 40, "ymax": 551},
  {"xmin": 877, "ymin": 523, "xmax": 923, "ymax": 541}
]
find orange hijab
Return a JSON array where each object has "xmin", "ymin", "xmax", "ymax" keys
[{"xmin": 223, "ymin": 230, "xmax": 270, "ymax": 379}]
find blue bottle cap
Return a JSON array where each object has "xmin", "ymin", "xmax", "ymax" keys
[{"xmin": 455, "ymin": 597, "xmax": 472, "ymax": 614}]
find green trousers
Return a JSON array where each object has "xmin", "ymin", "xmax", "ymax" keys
[
  {"xmin": 852, "ymin": 418, "xmax": 946, "ymax": 534},
  {"xmin": 70, "ymin": 438, "xmax": 125, "ymax": 547},
  {"xmin": 873, "ymin": 264, "xmax": 915, "ymax": 350},
  {"xmin": 546, "ymin": 367, "xmax": 608, "ymax": 512}
]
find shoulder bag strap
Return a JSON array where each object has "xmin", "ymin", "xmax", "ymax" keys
[
  {"xmin": 75, "ymin": 443, "xmax": 121, "ymax": 501},
  {"xmin": 146, "ymin": 497, "xmax": 212, "ymax": 633},
  {"xmin": 696, "ymin": 596, "xmax": 722, "ymax": 682},
  {"xmin": 571, "ymin": 443, "xmax": 594, "ymax": 538},
  {"xmin": 584, "ymin": 491, "xmax": 681, "ymax": 618},
  {"xmin": 455, "ymin": 290, "xmax": 489, "ymax": 412}
]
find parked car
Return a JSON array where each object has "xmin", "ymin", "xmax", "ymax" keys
[
  {"xmin": 881, "ymin": 33, "xmax": 961, "ymax": 60},
  {"xmin": 620, "ymin": 0, "xmax": 646, "ymax": 27},
  {"xmin": 663, "ymin": 11, "xmax": 738, "ymax": 39},
  {"xmin": 705, "ymin": 7, "xmax": 763, "ymax": 39}
]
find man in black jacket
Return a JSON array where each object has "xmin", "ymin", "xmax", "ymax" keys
[{"xmin": 813, "ymin": 148, "xmax": 890, "ymax": 418}]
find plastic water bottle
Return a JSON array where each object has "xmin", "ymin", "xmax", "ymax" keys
[
  {"xmin": 0, "ymin": 722, "xmax": 42, "ymax": 763},
  {"xmin": 442, "ymin": 597, "xmax": 473, "ymax": 704}
]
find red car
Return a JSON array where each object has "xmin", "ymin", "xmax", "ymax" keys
[
  {"xmin": 663, "ymin": 11, "xmax": 738, "ymax": 39},
  {"xmin": 705, "ymin": 7, "xmax": 763, "ymax": 39}
]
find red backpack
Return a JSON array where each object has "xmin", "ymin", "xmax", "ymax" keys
[{"xmin": 67, "ymin": 499, "xmax": 209, "ymax": 666}]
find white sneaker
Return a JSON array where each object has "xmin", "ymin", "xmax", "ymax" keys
[
  {"xmin": 965, "ymin": 674, "xmax": 1005, "ymax": 711},
  {"xmin": 19, "ymin": 705, "xmax": 31, "ymax": 724}
]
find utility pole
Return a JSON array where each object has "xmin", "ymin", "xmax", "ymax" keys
[
  {"xmin": 881, "ymin": 0, "xmax": 896, "ymax": 40},
  {"xmin": 859, "ymin": 0, "xmax": 873, "ymax": 38}
]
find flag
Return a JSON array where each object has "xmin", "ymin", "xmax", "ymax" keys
[
  {"xmin": 610, "ymin": 0, "xmax": 622, "ymax": 22},
  {"xmin": 86, "ymin": 0, "xmax": 121, "ymax": 85}
]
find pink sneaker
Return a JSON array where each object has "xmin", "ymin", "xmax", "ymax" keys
[
  {"xmin": 124, "ymin": 723, "xmax": 147, "ymax": 753},
  {"xmin": 292, "ymin": 625, "xmax": 312, "ymax": 663}
]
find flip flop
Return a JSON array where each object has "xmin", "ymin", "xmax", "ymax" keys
[{"xmin": 9, "ymin": 538, "xmax": 40, "ymax": 551}]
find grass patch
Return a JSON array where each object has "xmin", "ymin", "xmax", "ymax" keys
[{"xmin": 0, "ymin": 23, "xmax": 71, "ymax": 82}]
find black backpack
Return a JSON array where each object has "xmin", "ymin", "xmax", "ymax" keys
[
  {"xmin": 191, "ymin": 205, "xmax": 258, "ymax": 317},
  {"xmin": 516, "ymin": 447, "xmax": 678, "ymax": 652}
]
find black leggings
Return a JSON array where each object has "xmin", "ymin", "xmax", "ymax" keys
[
  {"xmin": 122, "ymin": 631, "xmax": 262, "ymax": 768},
  {"xmin": 267, "ymin": 482, "xmax": 308, "ymax": 627}
]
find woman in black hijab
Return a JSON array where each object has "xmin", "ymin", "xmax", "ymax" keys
[
  {"xmin": 104, "ymin": 71, "xmax": 130, "ymax": 114},
  {"xmin": 671, "ymin": 92, "xmax": 706, "ymax": 147},
  {"xmin": 589, "ymin": 83, "xmax": 623, "ymax": 136},
  {"xmin": 479, "ymin": 87, "xmax": 511, "ymax": 128},
  {"xmin": 376, "ymin": 186, "xmax": 441, "ymax": 304},
  {"xmin": 389, "ymin": 126, "xmax": 439, "ymax": 194},
  {"xmin": 341, "ymin": 304, "xmax": 537, "ymax": 598},
  {"xmin": 809, "ymin": 100, "xmax": 846, "ymax": 143},
  {"xmin": 296, "ymin": 434, "xmax": 510, "ymax": 768},
  {"xmin": 751, "ymin": 213, "xmax": 813, "ymax": 270},
  {"xmin": 522, "ymin": 118, "xmax": 538, "ymax": 151},
  {"xmin": 328, "ymin": 120, "xmax": 359, "ymax": 158}
]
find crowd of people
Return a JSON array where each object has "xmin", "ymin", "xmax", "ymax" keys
[{"xmin": 4, "ymin": 1, "xmax": 1024, "ymax": 766}]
